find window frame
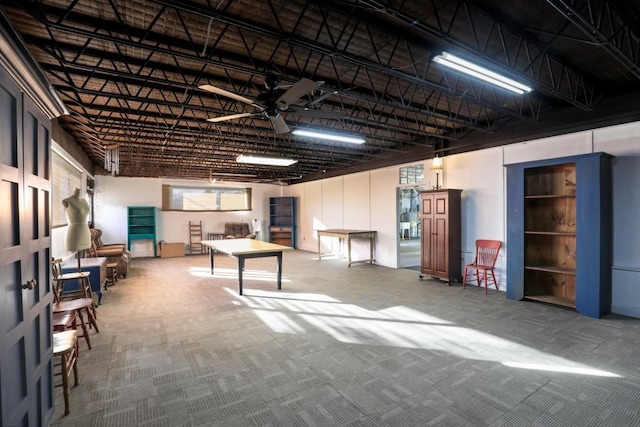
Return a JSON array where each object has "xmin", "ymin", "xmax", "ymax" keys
[
  {"xmin": 51, "ymin": 149, "xmax": 83, "ymax": 228},
  {"xmin": 162, "ymin": 184, "xmax": 252, "ymax": 212},
  {"xmin": 399, "ymin": 164, "xmax": 424, "ymax": 184}
]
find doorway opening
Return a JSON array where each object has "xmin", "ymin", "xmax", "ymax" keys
[{"xmin": 397, "ymin": 186, "xmax": 423, "ymax": 268}]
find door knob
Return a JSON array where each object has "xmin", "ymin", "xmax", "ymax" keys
[{"xmin": 22, "ymin": 279, "xmax": 37, "ymax": 290}]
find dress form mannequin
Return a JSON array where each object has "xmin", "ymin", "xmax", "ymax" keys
[{"xmin": 62, "ymin": 188, "xmax": 91, "ymax": 253}]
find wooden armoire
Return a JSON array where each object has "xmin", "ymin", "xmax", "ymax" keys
[{"xmin": 419, "ymin": 189, "xmax": 462, "ymax": 283}]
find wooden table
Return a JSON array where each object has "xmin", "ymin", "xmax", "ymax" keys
[
  {"xmin": 317, "ymin": 229, "xmax": 376, "ymax": 267},
  {"xmin": 202, "ymin": 239, "xmax": 293, "ymax": 295}
]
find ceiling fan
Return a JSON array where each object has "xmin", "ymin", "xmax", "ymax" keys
[{"xmin": 199, "ymin": 75, "xmax": 342, "ymax": 134}]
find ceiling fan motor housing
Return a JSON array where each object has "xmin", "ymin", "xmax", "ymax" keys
[
  {"xmin": 265, "ymin": 105, "xmax": 280, "ymax": 118},
  {"xmin": 264, "ymin": 75, "xmax": 280, "ymax": 91}
]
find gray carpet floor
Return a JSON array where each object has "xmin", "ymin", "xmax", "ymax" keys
[{"xmin": 52, "ymin": 250, "xmax": 640, "ymax": 426}]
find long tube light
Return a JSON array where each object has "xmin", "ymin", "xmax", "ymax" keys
[
  {"xmin": 292, "ymin": 129, "xmax": 365, "ymax": 144},
  {"xmin": 236, "ymin": 154, "xmax": 297, "ymax": 166},
  {"xmin": 51, "ymin": 145, "xmax": 83, "ymax": 173},
  {"xmin": 433, "ymin": 52, "xmax": 532, "ymax": 95}
]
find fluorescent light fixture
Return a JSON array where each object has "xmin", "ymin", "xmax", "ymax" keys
[
  {"xmin": 433, "ymin": 52, "xmax": 532, "ymax": 95},
  {"xmin": 292, "ymin": 129, "xmax": 365, "ymax": 144},
  {"xmin": 211, "ymin": 172, "xmax": 258, "ymax": 177},
  {"xmin": 236, "ymin": 154, "xmax": 297, "ymax": 166}
]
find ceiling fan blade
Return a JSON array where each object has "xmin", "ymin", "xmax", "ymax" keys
[
  {"xmin": 276, "ymin": 78, "xmax": 319, "ymax": 108},
  {"xmin": 268, "ymin": 115, "xmax": 290, "ymax": 134},
  {"xmin": 306, "ymin": 90, "xmax": 338, "ymax": 106},
  {"xmin": 207, "ymin": 112, "xmax": 254, "ymax": 123},
  {"xmin": 288, "ymin": 109, "xmax": 345, "ymax": 120},
  {"xmin": 199, "ymin": 84, "xmax": 256, "ymax": 105}
]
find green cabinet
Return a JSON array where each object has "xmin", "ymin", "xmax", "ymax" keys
[
  {"xmin": 127, "ymin": 206, "xmax": 157, "ymax": 257},
  {"xmin": 269, "ymin": 197, "xmax": 296, "ymax": 247}
]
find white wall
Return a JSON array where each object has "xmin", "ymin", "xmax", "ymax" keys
[
  {"xmin": 447, "ymin": 147, "xmax": 506, "ymax": 284},
  {"xmin": 93, "ymin": 176, "xmax": 283, "ymax": 257},
  {"xmin": 592, "ymin": 123, "xmax": 640, "ymax": 317}
]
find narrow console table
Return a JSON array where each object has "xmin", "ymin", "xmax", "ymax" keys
[
  {"xmin": 62, "ymin": 257, "xmax": 107, "ymax": 304},
  {"xmin": 317, "ymin": 229, "xmax": 376, "ymax": 267}
]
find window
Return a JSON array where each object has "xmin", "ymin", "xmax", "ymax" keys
[
  {"xmin": 52, "ymin": 150, "xmax": 83, "ymax": 227},
  {"xmin": 399, "ymin": 164, "xmax": 424, "ymax": 184},
  {"xmin": 162, "ymin": 185, "xmax": 252, "ymax": 211}
]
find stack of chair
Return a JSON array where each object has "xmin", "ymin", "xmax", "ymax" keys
[
  {"xmin": 51, "ymin": 258, "xmax": 99, "ymax": 350},
  {"xmin": 88, "ymin": 228, "xmax": 131, "ymax": 278}
]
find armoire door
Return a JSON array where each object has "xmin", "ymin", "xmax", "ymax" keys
[
  {"xmin": 420, "ymin": 193, "xmax": 434, "ymax": 275},
  {"xmin": 0, "ymin": 66, "xmax": 54, "ymax": 426},
  {"xmin": 432, "ymin": 193, "xmax": 450, "ymax": 278}
]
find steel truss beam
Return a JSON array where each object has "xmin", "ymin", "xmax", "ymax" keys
[
  {"xmin": 353, "ymin": 0, "xmax": 602, "ymax": 110},
  {"xmin": 546, "ymin": 0, "xmax": 640, "ymax": 79},
  {"xmin": 151, "ymin": 0, "xmax": 543, "ymax": 120}
]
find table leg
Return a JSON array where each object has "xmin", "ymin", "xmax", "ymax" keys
[
  {"xmin": 238, "ymin": 256, "xmax": 244, "ymax": 295},
  {"xmin": 347, "ymin": 236, "xmax": 352, "ymax": 267},
  {"xmin": 209, "ymin": 249, "xmax": 214, "ymax": 275},
  {"xmin": 276, "ymin": 252, "xmax": 283, "ymax": 290},
  {"xmin": 370, "ymin": 234, "xmax": 374, "ymax": 264}
]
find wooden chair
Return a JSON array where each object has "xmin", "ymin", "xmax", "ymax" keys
[
  {"xmin": 52, "ymin": 310, "xmax": 83, "ymax": 352},
  {"xmin": 53, "ymin": 330, "xmax": 79, "ymax": 415},
  {"xmin": 189, "ymin": 221, "xmax": 204, "ymax": 254},
  {"xmin": 462, "ymin": 240, "xmax": 502, "ymax": 294},
  {"xmin": 53, "ymin": 299, "xmax": 99, "ymax": 350},
  {"xmin": 51, "ymin": 257, "xmax": 93, "ymax": 304}
]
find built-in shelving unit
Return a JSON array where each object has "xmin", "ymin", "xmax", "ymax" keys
[
  {"xmin": 523, "ymin": 164, "xmax": 577, "ymax": 307},
  {"xmin": 506, "ymin": 152, "xmax": 613, "ymax": 318},
  {"xmin": 269, "ymin": 197, "xmax": 296, "ymax": 247},
  {"xmin": 127, "ymin": 206, "xmax": 157, "ymax": 257}
]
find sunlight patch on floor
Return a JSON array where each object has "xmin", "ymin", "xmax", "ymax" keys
[
  {"xmin": 188, "ymin": 266, "xmax": 291, "ymax": 283},
  {"xmin": 236, "ymin": 290, "xmax": 620, "ymax": 378},
  {"xmin": 502, "ymin": 361, "xmax": 620, "ymax": 377}
]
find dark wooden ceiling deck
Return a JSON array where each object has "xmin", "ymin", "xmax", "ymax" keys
[{"xmin": 2, "ymin": 0, "xmax": 639, "ymax": 183}]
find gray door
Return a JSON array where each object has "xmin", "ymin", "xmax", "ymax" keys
[{"xmin": 1, "ymin": 65, "xmax": 54, "ymax": 425}]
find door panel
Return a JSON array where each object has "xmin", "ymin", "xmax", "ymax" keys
[
  {"xmin": 421, "ymin": 194, "xmax": 434, "ymax": 274},
  {"xmin": 0, "ymin": 66, "xmax": 54, "ymax": 426},
  {"xmin": 434, "ymin": 217, "xmax": 448, "ymax": 276}
]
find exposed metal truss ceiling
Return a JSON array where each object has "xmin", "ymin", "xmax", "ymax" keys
[{"xmin": 2, "ymin": 0, "xmax": 640, "ymax": 184}]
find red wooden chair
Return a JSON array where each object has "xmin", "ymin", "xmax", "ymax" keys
[{"xmin": 463, "ymin": 240, "xmax": 502, "ymax": 294}]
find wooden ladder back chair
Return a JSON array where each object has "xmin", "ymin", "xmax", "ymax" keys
[
  {"xmin": 189, "ymin": 221, "xmax": 204, "ymax": 254},
  {"xmin": 463, "ymin": 239, "xmax": 502, "ymax": 294}
]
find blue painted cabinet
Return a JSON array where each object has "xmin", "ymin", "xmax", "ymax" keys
[{"xmin": 505, "ymin": 152, "xmax": 613, "ymax": 318}]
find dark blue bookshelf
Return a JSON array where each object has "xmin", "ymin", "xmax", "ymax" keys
[{"xmin": 505, "ymin": 152, "xmax": 613, "ymax": 318}]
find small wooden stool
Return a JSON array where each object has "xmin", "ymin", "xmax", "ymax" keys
[
  {"xmin": 106, "ymin": 262, "xmax": 118, "ymax": 287},
  {"xmin": 53, "ymin": 330, "xmax": 79, "ymax": 415}
]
